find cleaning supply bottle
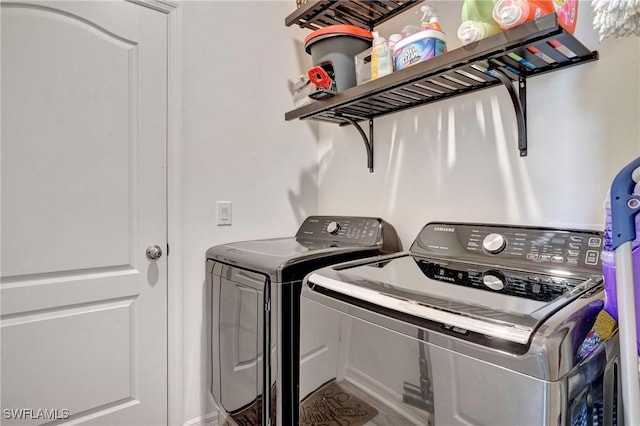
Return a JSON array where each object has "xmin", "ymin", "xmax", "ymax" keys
[
  {"xmin": 389, "ymin": 33, "xmax": 402, "ymax": 53},
  {"xmin": 603, "ymin": 186, "xmax": 640, "ymax": 354},
  {"xmin": 388, "ymin": 33, "xmax": 402, "ymax": 70},
  {"xmin": 462, "ymin": 0, "xmax": 499, "ymax": 22},
  {"xmin": 401, "ymin": 25, "xmax": 419, "ymax": 38},
  {"xmin": 370, "ymin": 31, "xmax": 393, "ymax": 80},
  {"xmin": 492, "ymin": 0, "xmax": 555, "ymax": 30},
  {"xmin": 552, "ymin": 0, "xmax": 578, "ymax": 34},
  {"xmin": 420, "ymin": 5, "xmax": 444, "ymax": 32},
  {"xmin": 420, "ymin": 4, "xmax": 447, "ymax": 53},
  {"xmin": 457, "ymin": 20, "xmax": 501, "ymax": 44},
  {"xmin": 457, "ymin": 0, "xmax": 502, "ymax": 45}
]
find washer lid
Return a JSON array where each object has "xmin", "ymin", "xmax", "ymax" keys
[{"xmin": 305, "ymin": 254, "xmax": 602, "ymax": 344}]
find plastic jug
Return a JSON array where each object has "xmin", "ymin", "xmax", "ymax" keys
[
  {"xmin": 552, "ymin": 0, "xmax": 578, "ymax": 34},
  {"xmin": 492, "ymin": 0, "xmax": 555, "ymax": 30},
  {"xmin": 371, "ymin": 31, "xmax": 393, "ymax": 79},
  {"xmin": 458, "ymin": 20, "xmax": 501, "ymax": 45},
  {"xmin": 462, "ymin": 0, "xmax": 498, "ymax": 22},
  {"xmin": 458, "ymin": 0, "xmax": 502, "ymax": 44}
]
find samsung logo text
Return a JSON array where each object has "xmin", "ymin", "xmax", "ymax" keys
[{"xmin": 433, "ymin": 227, "xmax": 455, "ymax": 233}]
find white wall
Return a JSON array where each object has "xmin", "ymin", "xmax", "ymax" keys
[
  {"xmin": 316, "ymin": 1, "xmax": 640, "ymax": 248},
  {"xmin": 180, "ymin": 1, "xmax": 640, "ymax": 423},
  {"xmin": 181, "ymin": 1, "xmax": 316, "ymax": 423}
]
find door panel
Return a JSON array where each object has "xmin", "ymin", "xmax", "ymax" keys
[
  {"xmin": 2, "ymin": 298, "xmax": 135, "ymax": 416},
  {"xmin": 1, "ymin": 2, "xmax": 168, "ymax": 424},
  {"xmin": 1, "ymin": 2, "xmax": 134, "ymax": 277}
]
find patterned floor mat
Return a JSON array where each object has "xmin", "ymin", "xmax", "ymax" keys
[{"xmin": 300, "ymin": 380, "xmax": 379, "ymax": 426}]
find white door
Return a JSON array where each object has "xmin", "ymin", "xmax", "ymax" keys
[{"xmin": 1, "ymin": 1, "xmax": 168, "ymax": 425}]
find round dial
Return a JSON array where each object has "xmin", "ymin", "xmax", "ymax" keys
[
  {"xmin": 482, "ymin": 273, "xmax": 505, "ymax": 291},
  {"xmin": 482, "ymin": 233, "xmax": 507, "ymax": 254},
  {"xmin": 326, "ymin": 221, "xmax": 341, "ymax": 235}
]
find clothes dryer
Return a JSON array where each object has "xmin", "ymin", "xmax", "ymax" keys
[{"xmin": 207, "ymin": 216, "xmax": 401, "ymax": 426}]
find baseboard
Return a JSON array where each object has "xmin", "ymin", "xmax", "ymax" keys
[{"xmin": 182, "ymin": 411, "xmax": 217, "ymax": 426}]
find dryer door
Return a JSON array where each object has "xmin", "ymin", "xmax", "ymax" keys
[{"xmin": 211, "ymin": 262, "xmax": 270, "ymax": 425}]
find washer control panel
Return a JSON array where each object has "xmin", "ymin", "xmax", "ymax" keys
[
  {"xmin": 416, "ymin": 259, "xmax": 584, "ymax": 302},
  {"xmin": 295, "ymin": 216, "xmax": 383, "ymax": 245},
  {"xmin": 411, "ymin": 223, "xmax": 603, "ymax": 273}
]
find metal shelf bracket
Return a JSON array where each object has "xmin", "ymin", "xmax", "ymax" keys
[
  {"xmin": 492, "ymin": 69, "xmax": 528, "ymax": 156},
  {"xmin": 342, "ymin": 117, "xmax": 374, "ymax": 172}
]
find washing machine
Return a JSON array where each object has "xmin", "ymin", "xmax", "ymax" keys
[
  {"xmin": 206, "ymin": 216, "xmax": 401, "ymax": 426},
  {"xmin": 299, "ymin": 222, "xmax": 620, "ymax": 426}
]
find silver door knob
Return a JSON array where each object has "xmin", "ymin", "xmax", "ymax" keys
[{"xmin": 146, "ymin": 245, "xmax": 163, "ymax": 260}]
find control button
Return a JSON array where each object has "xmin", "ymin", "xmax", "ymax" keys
[
  {"xmin": 571, "ymin": 236, "xmax": 583, "ymax": 242},
  {"xmin": 482, "ymin": 274, "xmax": 505, "ymax": 291},
  {"xmin": 551, "ymin": 256, "xmax": 564, "ymax": 263},
  {"xmin": 483, "ymin": 233, "xmax": 507, "ymax": 254},
  {"xmin": 532, "ymin": 283, "xmax": 541, "ymax": 294},
  {"xmin": 569, "ymin": 243, "xmax": 581, "ymax": 250},
  {"xmin": 540, "ymin": 255, "xmax": 551, "ymax": 262},
  {"xmin": 327, "ymin": 221, "xmax": 341, "ymax": 235},
  {"xmin": 526, "ymin": 253, "xmax": 538, "ymax": 261},
  {"xmin": 585, "ymin": 250, "xmax": 600, "ymax": 265},
  {"xmin": 588, "ymin": 237, "xmax": 602, "ymax": 248},
  {"xmin": 567, "ymin": 258, "xmax": 579, "ymax": 265},
  {"xmin": 567, "ymin": 250, "xmax": 580, "ymax": 257}
]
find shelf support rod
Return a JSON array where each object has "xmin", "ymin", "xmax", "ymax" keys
[
  {"xmin": 342, "ymin": 117, "xmax": 374, "ymax": 172},
  {"xmin": 492, "ymin": 69, "xmax": 527, "ymax": 156}
]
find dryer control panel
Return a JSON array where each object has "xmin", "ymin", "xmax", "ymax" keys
[
  {"xmin": 411, "ymin": 222, "xmax": 603, "ymax": 275},
  {"xmin": 295, "ymin": 216, "xmax": 390, "ymax": 246}
]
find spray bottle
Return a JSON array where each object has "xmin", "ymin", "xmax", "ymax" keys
[{"xmin": 420, "ymin": 5, "xmax": 444, "ymax": 32}]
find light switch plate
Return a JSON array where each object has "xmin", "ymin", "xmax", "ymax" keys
[{"xmin": 217, "ymin": 201, "xmax": 232, "ymax": 226}]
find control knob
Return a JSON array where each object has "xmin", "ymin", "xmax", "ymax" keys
[
  {"xmin": 483, "ymin": 233, "xmax": 507, "ymax": 254},
  {"xmin": 482, "ymin": 272, "xmax": 505, "ymax": 291},
  {"xmin": 327, "ymin": 221, "xmax": 341, "ymax": 236}
]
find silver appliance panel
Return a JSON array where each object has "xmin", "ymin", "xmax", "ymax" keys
[
  {"xmin": 298, "ymin": 289, "xmax": 619, "ymax": 426},
  {"xmin": 211, "ymin": 263, "xmax": 273, "ymax": 425}
]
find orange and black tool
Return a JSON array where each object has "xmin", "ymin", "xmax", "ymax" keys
[
  {"xmin": 308, "ymin": 66, "xmax": 333, "ymax": 90},
  {"xmin": 307, "ymin": 65, "xmax": 337, "ymax": 99}
]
